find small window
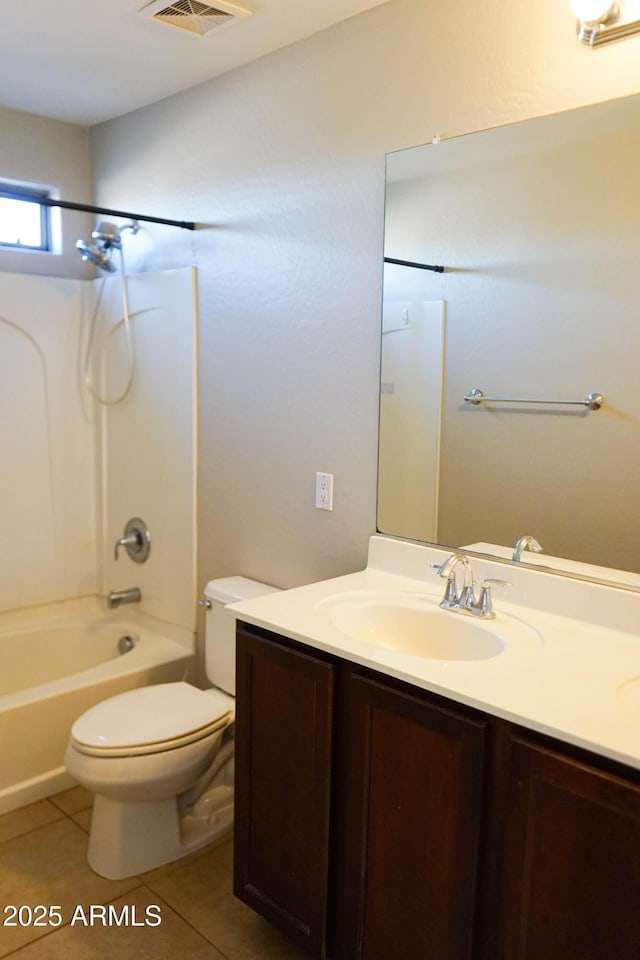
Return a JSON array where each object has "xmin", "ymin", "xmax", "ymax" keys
[{"xmin": 0, "ymin": 182, "xmax": 52, "ymax": 252}]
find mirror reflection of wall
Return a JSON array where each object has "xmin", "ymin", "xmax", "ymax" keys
[
  {"xmin": 378, "ymin": 299, "xmax": 445, "ymax": 542},
  {"xmin": 379, "ymin": 94, "xmax": 640, "ymax": 579}
]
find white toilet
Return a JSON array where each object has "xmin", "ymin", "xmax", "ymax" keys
[{"xmin": 65, "ymin": 577, "xmax": 278, "ymax": 880}]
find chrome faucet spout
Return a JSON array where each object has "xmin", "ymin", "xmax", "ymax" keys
[
  {"xmin": 107, "ymin": 587, "xmax": 142, "ymax": 609},
  {"xmin": 436, "ymin": 553, "xmax": 473, "ymax": 587},
  {"xmin": 512, "ymin": 535, "xmax": 543, "ymax": 562}
]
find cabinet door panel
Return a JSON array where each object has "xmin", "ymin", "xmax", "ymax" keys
[
  {"xmin": 234, "ymin": 627, "xmax": 334, "ymax": 958},
  {"xmin": 495, "ymin": 736, "xmax": 640, "ymax": 960},
  {"xmin": 338, "ymin": 672, "xmax": 487, "ymax": 960}
]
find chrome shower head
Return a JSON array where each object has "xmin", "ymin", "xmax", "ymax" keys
[
  {"xmin": 92, "ymin": 221, "xmax": 122, "ymax": 250},
  {"xmin": 77, "ymin": 219, "xmax": 138, "ymax": 273},
  {"xmin": 76, "ymin": 237, "xmax": 117, "ymax": 273}
]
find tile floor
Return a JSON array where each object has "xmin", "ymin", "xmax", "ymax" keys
[{"xmin": 0, "ymin": 786, "xmax": 307, "ymax": 960}]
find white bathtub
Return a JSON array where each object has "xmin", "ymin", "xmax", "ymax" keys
[{"xmin": 0, "ymin": 596, "xmax": 195, "ymax": 814}]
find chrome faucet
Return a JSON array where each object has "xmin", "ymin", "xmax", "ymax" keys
[
  {"xmin": 512, "ymin": 535, "xmax": 543, "ymax": 562},
  {"xmin": 107, "ymin": 587, "xmax": 142, "ymax": 609},
  {"xmin": 436, "ymin": 553, "xmax": 475, "ymax": 610},
  {"xmin": 434, "ymin": 554, "xmax": 510, "ymax": 619}
]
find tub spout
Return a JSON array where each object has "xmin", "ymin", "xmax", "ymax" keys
[{"xmin": 107, "ymin": 587, "xmax": 142, "ymax": 609}]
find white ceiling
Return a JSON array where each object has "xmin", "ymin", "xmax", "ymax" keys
[{"xmin": 2, "ymin": 0, "xmax": 389, "ymax": 127}]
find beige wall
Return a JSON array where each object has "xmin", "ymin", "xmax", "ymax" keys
[
  {"xmin": 0, "ymin": 106, "xmax": 93, "ymax": 278},
  {"xmin": 88, "ymin": 0, "xmax": 640, "ymax": 595}
]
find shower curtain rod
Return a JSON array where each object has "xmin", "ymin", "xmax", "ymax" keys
[
  {"xmin": 384, "ymin": 256, "xmax": 444, "ymax": 273},
  {"xmin": 0, "ymin": 189, "xmax": 196, "ymax": 231}
]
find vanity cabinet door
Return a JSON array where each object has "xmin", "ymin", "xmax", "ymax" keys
[
  {"xmin": 492, "ymin": 734, "xmax": 640, "ymax": 960},
  {"xmin": 333, "ymin": 670, "xmax": 488, "ymax": 960},
  {"xmin": 234, "ymin": 625, "xmax": 335, "ymax": 959}
]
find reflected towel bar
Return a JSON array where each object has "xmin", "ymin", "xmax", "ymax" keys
[{"xmin": 464, "ymin": 388, "xmax": 604, "ymax": 411}]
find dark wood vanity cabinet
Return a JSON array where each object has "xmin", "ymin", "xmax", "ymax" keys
[
  {"xmin": 233, "ymin": 625, "xmax": 335, "ymax": 957},
  {"xmin": 486, "ymin": 734, "xmax": 640, "ymax": 960},
  {"xmin": 234, "ymin": 623, "xmax": 489, "ymax": 959},
  {"xmin": 234, "ymin": 623, "xmax": 640, "ymax": 960},
  {"xmin": 332, "ymin": 670, "xmax": 487, "ymax": 960}
]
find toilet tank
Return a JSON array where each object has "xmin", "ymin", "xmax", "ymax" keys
[{"xmin": 203, "ymin": 576, "xmax": 280, "ymax": 695}]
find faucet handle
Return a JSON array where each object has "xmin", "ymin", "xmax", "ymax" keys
[
  {"xmin": 115, "ymin": 532, "xmax": 139, "ymax": 560},
  {"xmin": 475, "ymin": 578, "xmax": 511, "ymax": 618},
  {"xmin": 114, "ymin": 517, "xmax": 151, "ymax": 563}
]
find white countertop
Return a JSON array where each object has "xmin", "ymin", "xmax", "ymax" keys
[{"xmin": 229, "ymin": 535, "xmax": 640, "ymax": 772}]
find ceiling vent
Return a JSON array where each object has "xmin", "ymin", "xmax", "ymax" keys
[{"xmin": 138, "ymin": 0, "xmax": 252, "ymax": 38}]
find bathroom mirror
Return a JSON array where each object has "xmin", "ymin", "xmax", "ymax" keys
[{"xmin": 379, "ymin": 93, "xmax": 640, "ymax": 589}]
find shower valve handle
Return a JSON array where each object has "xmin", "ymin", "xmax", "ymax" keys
[
  {"xmin": 115, "ymin": 533, "xmax": 140, "ymax": 560},
  {"xmin": 114, "ymin": 518, "xmax": 151, "ymax": 564}
]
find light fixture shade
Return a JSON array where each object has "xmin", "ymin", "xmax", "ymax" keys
[
  {"xmin": 570, "ymin": 0, "xmax": 616, "ymax": 22},
  {"xmin": 572, "ymin": 0, "xmax": 640, "ymax": 43}
]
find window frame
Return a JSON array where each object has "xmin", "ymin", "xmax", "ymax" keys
[{"xmin": 0, "ymin": 182, "xmax": 53, "ymax": 253}]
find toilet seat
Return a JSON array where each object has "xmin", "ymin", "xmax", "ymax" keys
[{"xmin": 70, "ymin": 682, "xmax": 234, "ymax": 758}]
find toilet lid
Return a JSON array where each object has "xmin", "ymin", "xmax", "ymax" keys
[{"xmin": 71, "ymin": 682, "xmax": 234, "ymax": 756}]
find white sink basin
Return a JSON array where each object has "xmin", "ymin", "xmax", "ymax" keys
[{"xmin": 316, "ymin": 590, "xmax": 541, "ymax": 661}]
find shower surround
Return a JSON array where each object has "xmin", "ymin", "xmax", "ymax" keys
[{"xmin": 0, "ymin": 266, "xmax": 197, "ymax": 811}]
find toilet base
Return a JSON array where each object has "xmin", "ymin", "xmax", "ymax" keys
[{"xmin": 88, "ymin": 779, "xmax": 234, "ymax": 879}]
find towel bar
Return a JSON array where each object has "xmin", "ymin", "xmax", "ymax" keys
[{"xmin": 463, "ymin": 388, "xmax": 604, "ymax": 411}]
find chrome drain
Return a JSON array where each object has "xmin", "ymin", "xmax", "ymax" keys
[{"xmin": 118, "ymin": 635, "xmax": 137, "ymax": 655}]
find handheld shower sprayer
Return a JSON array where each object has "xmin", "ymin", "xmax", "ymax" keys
[{"xmin": 79, "ymin": 219, "xmax": 140, "ymax": 405}]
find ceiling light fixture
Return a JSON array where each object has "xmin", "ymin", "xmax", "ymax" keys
[{"xmin": 570, "ymin": 0, "xmax": 640, "ymax": 45}]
